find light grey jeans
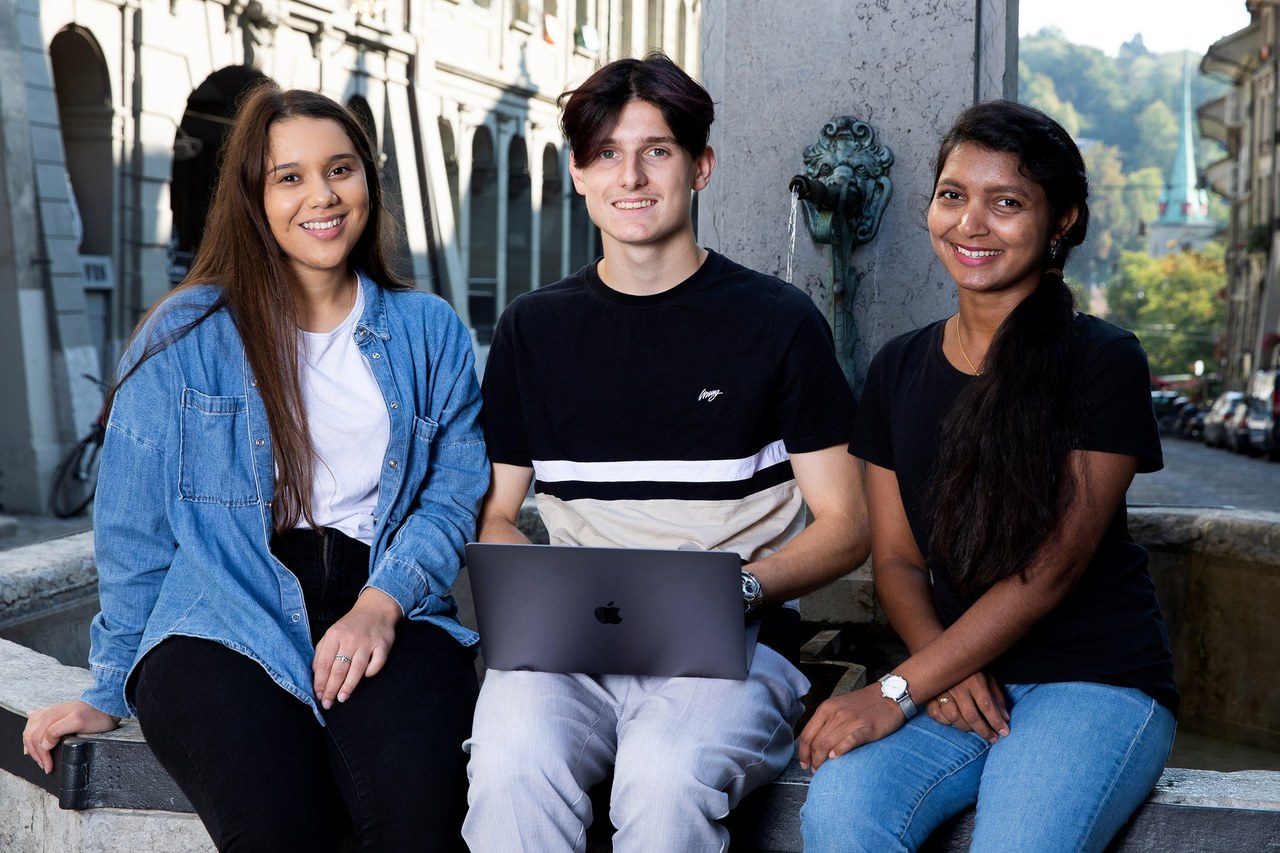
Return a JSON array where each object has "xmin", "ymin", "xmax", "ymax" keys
[{"xmin": 461, "ymin": 644, "xmax": 809, "ymax": 853}]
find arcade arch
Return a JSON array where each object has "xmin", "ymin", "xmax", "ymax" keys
[
  {"xmin": 540, "ymin": 144, "xmax": 565, "ymax": 286},
  {"xmin": 49, "ymin": 25, "xmax": 113, "ymax": 377},
  {"xmin": 506, "ymin": 135, "xmax": 532, "ymax": 305},
  {"xmin": 169, "ymin": 67, "xmax": 267, "ymax": 282}
]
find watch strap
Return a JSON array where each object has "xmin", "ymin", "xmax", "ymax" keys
[{"xmin": 878, "ymin": 673, "xmax": 918, "ymax": 719}]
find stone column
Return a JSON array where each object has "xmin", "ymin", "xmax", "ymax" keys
[
  {"xmin": 699, "ymin": 0, "xmax": 1016, "ymax": 391},
  {"xmin": 0, "ymin": 0, "xmax": 102, "ymax": 513}
]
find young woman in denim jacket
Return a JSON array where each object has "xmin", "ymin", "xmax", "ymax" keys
[
  {"xmin": 23, "ymin": 84, "xmax": 487, "ymax": 851},
  {"xmin": 798, "ymin": 101, "xmax": 1177, "ymax": 852}
]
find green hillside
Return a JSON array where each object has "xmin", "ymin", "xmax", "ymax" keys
[{"xmin": 1018, "ymin": 28, "xmax": 1230, "ymax": 287}]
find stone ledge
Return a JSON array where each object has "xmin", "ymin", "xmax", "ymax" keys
[
  {"xmin": 0, "ymin": 514, "xmax": 17, "ymax": 540},
  {"xmin": 1, "ymin": 638, "xmax": 92, "ymax": 716},
  {"xmin": 5, "ymin": 522, "xmax": 1280, "ymax": 852},
  {"xmin": 1128, "ymin": 506, "xmax": 1280, "ymax": 565},
  {"xmin": 5, "ymin": 638, "xmax": 1279, "ymax": 852},
  {"xmin": 714, "ymin": 757, "xmax": 1280, "ymax": 853},
  {"xmin": 0, "ymin": 532, "xmax": 97, "ymax": 623},
  {"xmin": 0, "ymin": 772, "xmax": 212, "ymax": 853}
]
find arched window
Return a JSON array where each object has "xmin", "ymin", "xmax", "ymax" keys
[
  {"xmin": 349, "ymin": 96, "xmax": 417, "ymax": 287},
  {"xmin": 171, "ymin": 67, "xmax": 267, "ymax": 277},
  {"xmin": 569, "ymin": 187, "xmax": 597, "ymax": 272},
  {"xmin": 440, "ymin": 118, "xmax": 461, "ymax": 231},
  {"xmin": 50, "ymin": 25, "xmax": 114, "ymax": 377},
  {"xmin": 469, "ymin": 127, "xmax": 498, "ymax": 343},
  {"xmin": 506, "ymin": 135, "xmax": 532, "ymax": 304},
  {"xmin": 540, "ymin": 145, "xmax": 564, "ymax": 286}
]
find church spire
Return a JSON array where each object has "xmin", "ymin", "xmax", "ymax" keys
[{"xmin": 1156, "ymin": 56, "xmax": 1211, "ymax": 225}]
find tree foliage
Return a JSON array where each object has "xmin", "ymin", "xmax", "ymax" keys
[
  {"xmin": 1104, "ymin": 246, "xmax": 1226, "ymax": 377},
  {"xmin": 1018, "ymin": 29, "xmax": 1229, "ymax": 283},
  {"xmin": 1019, "ymin": 28, "xmax": 1231, "ymax": 377}
]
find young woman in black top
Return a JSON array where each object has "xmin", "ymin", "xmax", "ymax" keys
[{"xmin": 798, "ymin": 100, "xmax": 1177, "ymax": 853}]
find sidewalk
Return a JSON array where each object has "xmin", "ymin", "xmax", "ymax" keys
[{"xmin": 0, "ymin": 513, "xmax": 93, "ymax": 552}]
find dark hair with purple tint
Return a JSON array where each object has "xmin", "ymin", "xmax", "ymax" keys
[{"xmin": 559, "ymin": 51, "xmax": 714, "ymax": 165}]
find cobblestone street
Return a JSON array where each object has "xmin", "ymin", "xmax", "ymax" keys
[{"xmin": 1128, "ymin": 432, "xmax": 1280, "ymax": 513}]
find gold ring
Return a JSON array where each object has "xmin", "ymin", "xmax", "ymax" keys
[
  {"xmin": 334, "ymin": 654, "xmax": 353, "ymax": 664},
  {"xmin": 937, "ymin": 696, "xmax": 951, "ymax": 705}
]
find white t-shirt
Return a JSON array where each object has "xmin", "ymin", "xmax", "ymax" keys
[{"xmin": 297, "ymin": 286, "xmax": 389, "ymax": 543}]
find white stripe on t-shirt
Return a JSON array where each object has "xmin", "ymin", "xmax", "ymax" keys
[{"xmin": 532, "ymin": 440, "xmax": 790, "ymax": 484}]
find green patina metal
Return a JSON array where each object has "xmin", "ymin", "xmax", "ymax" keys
[{"xmin": 789, "ymin": 116, "xmax": 893, "ymax": 389}]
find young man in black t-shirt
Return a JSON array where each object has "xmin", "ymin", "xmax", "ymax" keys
[{"xmin": 462, "ymin": 53, "xmax": 869, "ymax": 852}]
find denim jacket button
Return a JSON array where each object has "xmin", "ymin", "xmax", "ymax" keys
[
  {"xmin": 389, "ymin": 401, "xmax": 399, "ymax": 410},
  {"xmin": 290, "ymin": 613, "xmax": 301, "ymax": 623},
  {"xmin": 388, "ymin": 459, "xmax": 399, "ymax": 468},
  {"xmin": 255, "ymin": 438, "xmax": 265, "ymax": 447},
  {"xmin": 371, "ymin": 352, "xmax": 381, "ymax": 359}
]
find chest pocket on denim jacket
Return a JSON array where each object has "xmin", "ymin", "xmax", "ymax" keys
[
  {"xmin": 405, "ymin": 414, "xmax": 439, "ymax": 481},
  {"xmin": 179, "ymin": 388, "xmax": 261, "ymax": 505}
]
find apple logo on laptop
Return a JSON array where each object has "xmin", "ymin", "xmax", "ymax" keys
[{"xmin": 594, "ymin": 601, "xmax": 623, "ymax": 625}]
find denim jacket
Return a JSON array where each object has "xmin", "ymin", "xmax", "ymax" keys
[{"xmin": 82, "ymin": 274, "xmax": 487, "ymax": 721}]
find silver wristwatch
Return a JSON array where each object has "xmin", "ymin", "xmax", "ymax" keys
[
  {"xmin": 740, "ymin": 569, "xmax": 764, "ymax": 609},
  {"xmin": 878, "ymin": 673, "xmax": 917, "ymax": 719}
]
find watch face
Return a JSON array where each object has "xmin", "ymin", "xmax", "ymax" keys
[{"xmin": 881, "ymin": 674, "xmax": 907, "ymax": 699}]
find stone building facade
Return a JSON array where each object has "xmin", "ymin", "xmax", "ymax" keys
[
  {"xmin": 1202, "ymin": 0, "xmax": 1280, "ymax": 388},
  {"xmin": 0, "ymin": 0, "xmax": 698, "ymax": 513}
]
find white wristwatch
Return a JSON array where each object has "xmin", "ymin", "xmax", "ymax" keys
[{"xmin": 878, "ymin": 673, "xmax": 917, "ymax": 719}]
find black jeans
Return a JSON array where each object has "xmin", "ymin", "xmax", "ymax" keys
[{"xmin": 132, "ymin": 528, "xmax": 478, "ymax": 852}]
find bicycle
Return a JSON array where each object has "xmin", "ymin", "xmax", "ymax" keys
[{"xmin": 48, "ymin": 375, "xmax": 110, "ymax": 518}]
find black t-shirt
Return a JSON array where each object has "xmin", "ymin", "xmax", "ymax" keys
[
  {"xmin": 851, "ymin": 315, "xmax": 1178, "ymax": 713},
  {"xmin": 482, "ymin": 250, "xmax": 858, "ymax": 659},
  {"xmin": 483, "ymin": 250, "xmax": 856, "ymax": 478}
]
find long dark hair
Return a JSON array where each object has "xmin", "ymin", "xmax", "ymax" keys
[
  {"xmin": 112, "ymin": 82, "xmax": 410, "ymax": 531},
  {"xmin": 927, "ymin": 100, "xmax": 1091, "ymax": 594}
]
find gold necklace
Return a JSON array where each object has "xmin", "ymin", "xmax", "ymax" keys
[{"xmin": 954, "ymin": 316, "xmax": 982, "ymax": 376}]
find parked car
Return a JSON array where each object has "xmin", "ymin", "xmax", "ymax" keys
[
  {"xmin": 1151, "ymin": 390, "xmax": 1182, "ymax": 422},
  {"xmin": 1225, "ymin": 400, "xmax": 1254, "ymax": 455},
  {"xmin": 1156, "ymin": 395, "xmax": 1190, "ymax": 435},
  {"xmin": 1174, "ymin": 402, "xmax": 1203, "ymax": 441},
  {"xmin": 1245, "ymin": 370, "xmax": 1280, "ymax": 461},
  {"xmin": 1203, "ymin": 391, "xmax": 1246, "ymax": 448}
]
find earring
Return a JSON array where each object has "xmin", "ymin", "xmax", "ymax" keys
[{"xmin": 1049, "ymin": 239, "xmax": 1063, "ymax": 262}]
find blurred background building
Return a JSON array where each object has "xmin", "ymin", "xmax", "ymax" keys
[
  {"xmin": 0, "ymin": 0, "xmax": 699, "ymax": 513},
  {"xmin": 1201, "ymin": 0, "xmax": 1280, "ymax": 389}
]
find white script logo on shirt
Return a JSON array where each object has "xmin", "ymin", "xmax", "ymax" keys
[{"xmin": 698, "ymin": 389, "xmax": 724, "ymax": 402}]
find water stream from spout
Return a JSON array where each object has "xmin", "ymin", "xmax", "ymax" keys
[{"xmin": 786, "ymin": 188, "xmax": 800, "ymax": 284}]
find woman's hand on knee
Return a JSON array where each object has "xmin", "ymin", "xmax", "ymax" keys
[
  {"xmin": 313, "ymin": 588, "xmax": 402, "ymax": 709},
  {"xmin": 22, "ymin": 700, "xmax": 120, "ymax": 775},
  {"xmin": 798, "ymin": 684, "xmax": 905, "ymax": 772},
  {"xmin": 927, "ymin": 672, "xmax": 1009, "ymax": 743}
]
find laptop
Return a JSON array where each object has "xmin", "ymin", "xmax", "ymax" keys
[{"xmin": 465, "ymin": 542, "xmax": 758, "ymax": 680}]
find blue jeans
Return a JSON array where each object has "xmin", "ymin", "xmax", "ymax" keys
[{"xmin": 801, "ymin": 681, "xmax": 1175, "ymax": 853}]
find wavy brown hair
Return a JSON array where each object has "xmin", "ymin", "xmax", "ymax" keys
[
  {"xmin": 112, "ymin": 82, "xmax": 411, "ymax": 530},
  {"xmin": 926, "ymin": 100, "xmax": 1091, "ymax": 595}
]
